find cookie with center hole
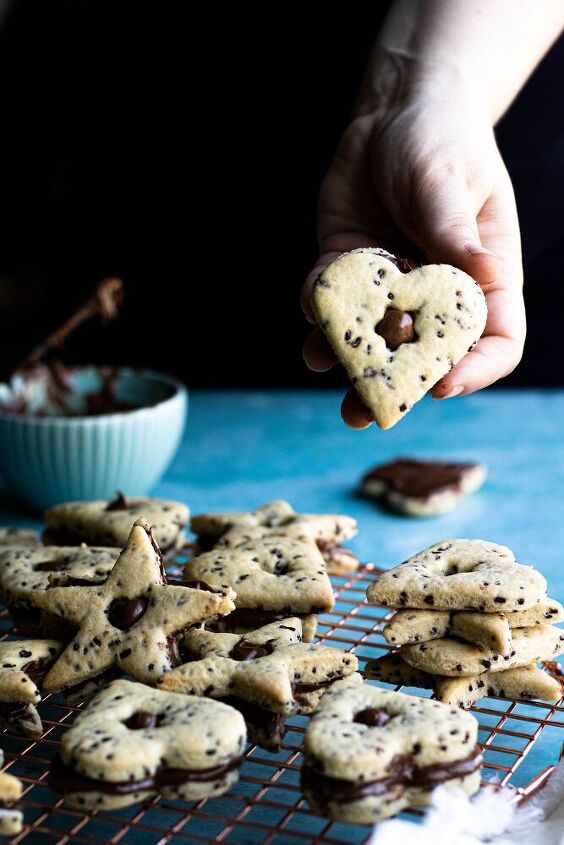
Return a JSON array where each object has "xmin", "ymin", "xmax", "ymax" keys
[
  {"xmin": 366, "ymin": 539, "xmax": 546, "ymax": 612},
  {"xmin": 191, "ymin": 499, "xmax": 359, "ymax": 575},
  {"xmin": 186, "ymin": 536, "xmax": 334, "ymax": 642},
  {"xmin": 301, "ymin": 677, "xmax": 481, "ymax": 824},
  {"xmin": 44, "ymin": 494, "xmax": 189, "ymax": 552},
  {"xmin": 50, "ymin": 679, "xmax": 246, "ymax": 809},
  {"xmin": 310, "ymin": 249, "xmax": 487, "ymax": 429}
]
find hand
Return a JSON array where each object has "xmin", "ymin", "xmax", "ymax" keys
[{"xmin": 301, "ymin": 89, "xmax": 526, "ymax": 428}]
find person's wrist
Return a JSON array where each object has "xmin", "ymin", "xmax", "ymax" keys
[{"xmin": 354, "ymin": 48, "xmax": 492, "ymax": 128}]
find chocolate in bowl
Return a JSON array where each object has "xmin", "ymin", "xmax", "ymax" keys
[{"xmin": 0, "ymin": 366, "xmax": 187, "ymax": 510}]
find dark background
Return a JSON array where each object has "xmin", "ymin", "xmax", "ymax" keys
[{"xmin": 0, "ymin": 2, "xmax": 562, "ymax": 387}]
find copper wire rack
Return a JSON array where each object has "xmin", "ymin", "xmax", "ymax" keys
[{"xmin": 1, "ymin": 561, "xmax": 563, "ymax": 845}]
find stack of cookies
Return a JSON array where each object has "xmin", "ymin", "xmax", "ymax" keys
[{"xmin": 365, "ymin": 539, "xmax": 564, "ymax": 707}]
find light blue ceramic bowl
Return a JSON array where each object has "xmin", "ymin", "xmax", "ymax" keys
[{"xmin": 0, "ymin": 367, "xmax": 187, "ymax": 511}]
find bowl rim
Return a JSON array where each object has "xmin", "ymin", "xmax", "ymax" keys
[{"xmin": 0, "ymin": 366, "xmax": 188, "ymax": 425}]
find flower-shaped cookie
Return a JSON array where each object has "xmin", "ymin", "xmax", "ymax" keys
[
  {"xmin": 185, "ymin": 536, "xmax": 334, "ymax": 641},
  {"xmin": 0, "ymin": 544, "xmax": 119, "ymax": 635}
]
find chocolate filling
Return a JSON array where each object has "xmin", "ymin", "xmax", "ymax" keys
[
  {"xmin": 50, "ymin": 753, "xmax": 244, "ymax": 795},
  {"xmin": 301, "ymin": 747, "xmax": 482, "ymax": 804},
  {"xmin": 375, "ymin": 309, "xmax": 417, "ymax": 351},
  {"xmin": 229, "ymin": 638, "xmax": 275, "ymax": 661},
  {"xmin": 53, "ymin": 575, "xmax": 105, "ymax": 587},
  {"xmin": 374, "ymin": 251, "xmax": 414, "ymax": 274},
  {"xmin": 363, "ymin": 458, "xmax": 477, "ymax": 499},
  {"xmin": 219, "ymin": 608, "xmax": 317, "ymax": 629},
  {"xmin": 292, "ymin": 678, "xmax": 335, "ymax": 706},
  {"xmin": 108, "ymin": 597, "xmax": 148, "ymax": 630},
  {"xmin": 194, "ymin": 534, "xmax": 217, "ymax": 552},
  {"xmin": 221, "ymin": 696, "xmax": 286, "ymax": 748},
  {"xmin": 21, "ymin": 657, "xmax": 54, "ymax": 688},
  {"xmin": 42, "ymin": 526, "xmax": 180, "ymax": 553},
  {"xmin": 106, "ymin": 493, "xmax": 128, "ymax": 512},
  {"xmin": 34, "ymin": 559, "xmax": 72, "ymax": 572},
  {"xmin": 0, "ymin": 701, "xmax": 35, "ymax": 726},
  {"xmin": 182, "ymin": 580, "xmax": 222, "ymax": 594},
  {"xmin": 353, "ymin": 708, "xmax": 391, "ymax": 727},
  {"xmin": 123, "ymin": 711, "xmax": 160, "ymax": 730}
]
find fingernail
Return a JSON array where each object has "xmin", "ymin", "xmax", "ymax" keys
[
  {"xmin": 437, "ymin": 385, "xmax": 464, "ymax": 400},
  {"xmin": 463, "ymin": 241, "xmax": 499, "ymax": 259}
]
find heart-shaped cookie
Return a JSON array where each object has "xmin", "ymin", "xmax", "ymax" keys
[{"xmin": 311, "ymin": 249, "xmax": 487, "ymax": 429}]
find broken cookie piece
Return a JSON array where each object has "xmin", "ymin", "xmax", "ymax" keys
[{"xmin": 361, "ymin": 458, "xmax": 486, "ymax": 515}]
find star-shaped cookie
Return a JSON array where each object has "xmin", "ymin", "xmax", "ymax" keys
[
  {"xmin": 0, "ymin": 544, "xmax": 120, "ymax": 635},
  {"xmin": 31, "ymin": 518, "xmax": 236, "ymax": 692},
  {"xmin": 158, "ymin": 618, "xmax": 358, "ymax": 714}
]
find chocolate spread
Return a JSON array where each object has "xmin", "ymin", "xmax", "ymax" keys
[
  {"xmin": 301, "ymin": 746, "xmax": 482, "ymax": 804},
  {"xmin": 123, "ymin": 711, "xmax": 160, "ymax": 730},
  {"xmin": 107, "ymin": 597, "xmax": 148, "ymax": 630},
  {"xmin": 219, "ymin": 608, "xmax": 315, "ymax": 629},
  {"xmin": 105, "ymin": 493, "xmax": 128, "ymax": 512},
  {"xmin": 229, "ymin": 639, "xmax": 275, "ymax": 661},
  {"xmin": 182, "ymin": 580, "xmax": 221, "ymax": 594},
  {"xmin": 375, "ymin": 310, "xmax": 417, "ymax": 351},
  {"xmin": 363, "ymin": 458, "xmax": 477, "ymax": 499},
  {"xmin": 50, "ymin": 753, "xmax": 244, "ymax": 795},
  {"xmin": 353, "ymin": 708, "xmax": 391, "ymax": 727}
]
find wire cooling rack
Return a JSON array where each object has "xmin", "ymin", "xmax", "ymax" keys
[{"xmin": 1, "ymin": 562, "xmax": 563, "ymax": 845}]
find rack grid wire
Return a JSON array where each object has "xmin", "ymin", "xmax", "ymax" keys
[{"xmin": 1, "ymin": 561, "xmax": 562, "ymax": 845}]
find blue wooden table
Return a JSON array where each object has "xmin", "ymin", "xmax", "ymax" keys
[{"xmin": 1, "ymin": 388, "xmax": 563, "ymax": 842}]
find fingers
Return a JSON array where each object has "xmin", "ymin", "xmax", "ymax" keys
[
  {"xmin": 341, "ymin": 389, "xmax": 373, "ymax": 429},
  {"xmin": 432, "ymin": 286, "xmax": 525, "ymax": 397},
  {"xmin": 303, "ymin": 327, "xmax": 337, "ymax": 372},
  {"xmin": 301, "ymin": 265, "xmax": 326, "ymax": 324},
  {"xmin": 432, "ymin": 178, "xmax": 525, "ymax": 398},
  {"xmin": 413, "ymin": 172, "xmax": 502, "ymax": 286}
]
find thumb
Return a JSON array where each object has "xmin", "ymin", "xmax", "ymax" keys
[{"xmin": 413, "ymin": 176, "xmax": 501, "ymax": 287}]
